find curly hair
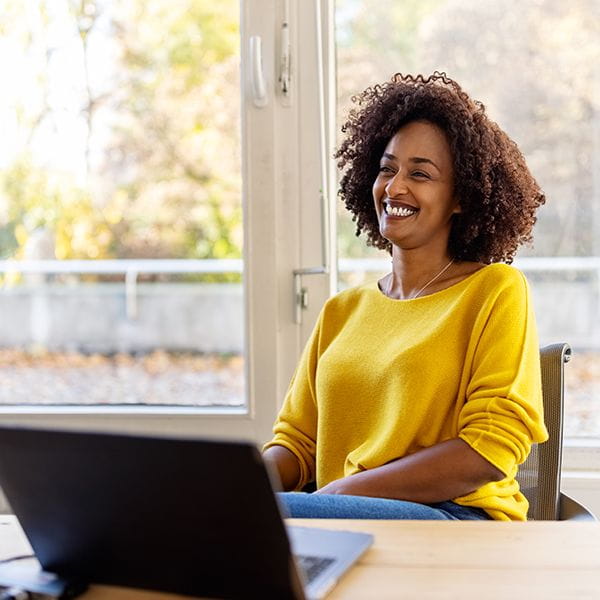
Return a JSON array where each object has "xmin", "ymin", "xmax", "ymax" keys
[{"xmin": 335, "ymin": 72, "xmax": 545, "ymax": 263}]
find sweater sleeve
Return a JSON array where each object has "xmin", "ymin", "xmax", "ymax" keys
[
  {"xmin": 262, "ymin": 311, "xmax": 323, "ymax": 490},
  {"xmin": 458, "ymin": 271, "xmax": 549, "ymax": 477}
]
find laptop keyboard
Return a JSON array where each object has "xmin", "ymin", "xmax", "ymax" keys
[{"xmin": 296, "ymin": 554, "xmax": 336, "ymax": 584}]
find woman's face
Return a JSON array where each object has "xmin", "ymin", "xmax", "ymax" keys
[{"xmin": 372, "ymin": 120, "xmax": 460, "ymax": 256}]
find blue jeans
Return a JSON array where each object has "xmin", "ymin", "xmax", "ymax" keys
[{"xmin": 277, "ymin": 492, "xmax": 491, "ymax": 520}]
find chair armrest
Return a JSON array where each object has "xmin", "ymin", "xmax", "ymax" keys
[{"xmin": 559, "ymin": 492, "xmax": 597, "ymax": 521}]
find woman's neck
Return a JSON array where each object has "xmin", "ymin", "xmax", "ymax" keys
[{"xmin": 386, "ymin": 249, "xmax": 454, "ymax": 300}]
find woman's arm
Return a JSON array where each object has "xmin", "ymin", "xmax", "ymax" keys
[
  {"xmin": 314, "ymin": 438, "xmax": 504, "ymax": 503},
  {"xmin": 263, "ymin": 445, "xmax": 302, "ymax": 491},
  {"xmin": 262, "ymin": 309, "xmax": 326, "ymax": 491}
]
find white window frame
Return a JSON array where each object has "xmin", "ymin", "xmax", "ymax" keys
[{"xmin": 0, "ymin": 0, "xmax": 336, "ymax": 447}]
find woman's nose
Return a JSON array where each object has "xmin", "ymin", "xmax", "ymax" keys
[{"xmin": 385, "ymin": 172, "xmax": 409, "ymax": 196}]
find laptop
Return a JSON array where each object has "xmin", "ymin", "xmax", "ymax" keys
[{"xmin": 0, "ymin": 426, "xmax": 373, "ymax": 599}]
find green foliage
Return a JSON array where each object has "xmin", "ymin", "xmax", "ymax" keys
[
  {"xmin": 0, "ymin": 0, "xmax": 242, "ymax": 263},
  {"xmin": 0, "ymin": 156, "xmax": 114, "ymax": 259}
]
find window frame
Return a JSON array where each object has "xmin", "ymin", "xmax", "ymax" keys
[{"xmin": 0, "ymin": 0, "xmax": 336, "ymax": 446}]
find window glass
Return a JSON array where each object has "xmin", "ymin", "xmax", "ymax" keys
[
  {"xmin": 0, "ymin": 0, "xmax": 244, "ymax": 408},
  {"xmin": 335, "ymin": 0, "xmax": 600, "ymax": 437}
]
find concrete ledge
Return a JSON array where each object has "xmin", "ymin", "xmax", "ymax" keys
[{"xmin": 0, "ymin": 283, "xmax": 244, "ymax": 354}]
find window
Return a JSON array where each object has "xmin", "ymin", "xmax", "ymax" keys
[
  {"xmin": 0, "ymin": 0, "xmax": 335, "ymax": 444},
  {"xmin": 335, "ymin": 0, "xmax": 600, "ymax": 442},
  {"xmin": 0, "ymin": 0, "xmax": 245, "ymax": 409}
]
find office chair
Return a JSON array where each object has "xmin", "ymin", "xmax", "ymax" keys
[{"xmin": 516, "ymin": 343, "xmax": 596, "ymax": 520}]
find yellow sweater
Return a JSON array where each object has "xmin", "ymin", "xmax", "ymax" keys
[{"xmin": 264, "ymin": 263, "xmax": 549, "ymax": 521}]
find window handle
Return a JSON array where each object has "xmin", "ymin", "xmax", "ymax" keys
[{"xmin": 249, "ymin": 36, "xmax": 268, "ymax": 107}]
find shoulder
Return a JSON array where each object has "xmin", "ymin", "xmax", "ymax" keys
[
  {"xmin": 323, "ymin": 281, "xmax": 378, "ymax": 308},
  {"xmin": 470, "ymin": 262, "xmax": 530, "ymax": 296},
  {"xmin": 321, "ymin": 282, "xmax": 378, "ymax": 318},
  {"xmin": 467, "ymin": 264, "xmax": 534, "ymax": 326},
  {"xmin": 451, "ymin": 263, "xmax": 532, "ymax": 323}
]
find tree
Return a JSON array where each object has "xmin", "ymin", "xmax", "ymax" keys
[{"xmin": 0, "ymin": 0, "xmax": 242, "ymax": 263}]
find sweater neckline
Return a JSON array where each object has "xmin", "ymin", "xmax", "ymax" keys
[{"xmin": 371, "ymin": 263, "xmax": 501, "ymax": 302}]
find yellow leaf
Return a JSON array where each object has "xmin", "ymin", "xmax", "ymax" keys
[{"xmin": 14, "ymin": 223, "xmax": 28, "ymax": 246}]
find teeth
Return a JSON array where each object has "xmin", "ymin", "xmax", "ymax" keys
[{"xmin": 385, "ymin": 204, "xmax": 417, "ymax": 217}]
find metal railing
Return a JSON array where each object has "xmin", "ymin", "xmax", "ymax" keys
[
  {"xmin": 3, "ymin": 256, "xmax": 600, "ymax": 276},
  {"xmin": 1, "ymin": 256, "xmax": 600, "ymax": 319},
  {"xmin": 0, "ymin": 259, "xmax": 243, "ymax": 319}
]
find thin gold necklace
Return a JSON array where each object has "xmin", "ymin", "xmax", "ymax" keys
[{"xmin": 386, "ymin": 258, "xmax": 455, "ymax": 299}]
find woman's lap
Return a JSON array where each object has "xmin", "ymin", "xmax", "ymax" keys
[{"xmin": 277, "ymin": 492, "xmax": 491, "ymax": 521}]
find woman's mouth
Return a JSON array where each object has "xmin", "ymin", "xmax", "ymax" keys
[{"xmin": 383, "ymin": 202, "xmax": 418, "ymax": 217}]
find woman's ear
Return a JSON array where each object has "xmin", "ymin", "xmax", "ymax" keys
[{"xmin": 452, "ymin": 199, "xmax": 462, "ymax": 214}]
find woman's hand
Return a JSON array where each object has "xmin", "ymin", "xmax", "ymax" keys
[
  {"xmin": 313, "ymin": 477, "xmax": 356, "ymax": 495},
  {"xmin": 313, "ymin": 472, "xmax": 374, "ymax": 496}
]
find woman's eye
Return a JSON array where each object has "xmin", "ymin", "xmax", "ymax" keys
[
  {"xmin": 378, "ymin": 165, "xmax": 393, "ymax": 173},
  {"xmin": 412, "ymin": 171, "xmax": 431, "ymax": 179}
]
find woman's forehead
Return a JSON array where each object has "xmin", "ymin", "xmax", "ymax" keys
[{"xmin": 384, "ymin": 121, "xmax": 452, "ymax": 166}]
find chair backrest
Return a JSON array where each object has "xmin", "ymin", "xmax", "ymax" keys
[{"xmin": 516, "ymin": 343, "xmax": 570, "ymax": 520}]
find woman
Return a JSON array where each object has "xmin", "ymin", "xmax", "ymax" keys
[{"xmin": 263, "ymin": 72, "xmax": 548, "ymax": 521}]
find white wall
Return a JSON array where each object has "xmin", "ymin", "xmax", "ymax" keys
[{"xmin": 562, "ymin": 475, "xmax": 600, "ymax": 518}]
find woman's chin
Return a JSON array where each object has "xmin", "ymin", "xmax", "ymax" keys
[{"xmin": 379, "ymin": 226, "xmax": 407, "ymax": 248}]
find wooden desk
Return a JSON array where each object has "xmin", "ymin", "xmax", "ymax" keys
[{"xmin": 2, "ymin": 514, "xmax": 600, "ymax": 599}]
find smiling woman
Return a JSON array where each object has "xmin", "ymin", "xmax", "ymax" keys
[
  {"xmin": 339, "ymin": 73, "xmax": 545, "ymax": 302},
  {"xmin": 335, "ymin": 1, "xmax": 600, "ymax": 451},
  {"xmin": 337, "ymin": 73, "xmax": 545, "ymax": 266},
  {"xmin": 263, "ymin": 72, "xmax": 549, "ymax": 521},
  {"xmin": 372, "ymin": 120, "xmax": 460, "ymax": 298}
]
